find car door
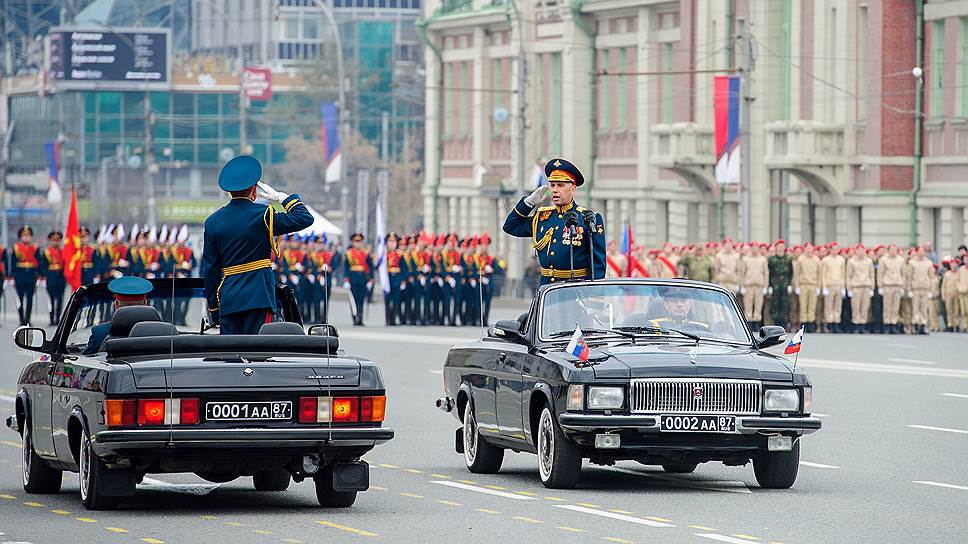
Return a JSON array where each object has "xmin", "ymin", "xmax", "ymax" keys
[
  {"xmin": 495, "ymin": 344, "xmax": 528, "ymax": 441},
  {"xmin": 465, "ymin": 348, "xmax": 499, "ymax": 436},
  {"xmin": 50, "ymin": 354, "xmax": 84, "ymax": 463},
  {"xmin": 24, "ymin": 355, "xmax": 57, "ymax": 459}
]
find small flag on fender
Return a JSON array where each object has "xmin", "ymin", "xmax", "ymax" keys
[
  {"xmin": 565, "ymin": 325, "xmax": 590, "ymax": 362},
  {"xmin": 784, "ymin": 326, "xmax": 804, "ymax": 355}
]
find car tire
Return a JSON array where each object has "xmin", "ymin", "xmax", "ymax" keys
[
  {"xmin": 252, "ymin": 469, "xmax": 291, "ymax": 491},
  {"xmin": 22, "ymin": 424, "xmax": 62, "ymax": 494},
  {"xmin": 314, "ymin": 465, "xmax": 357, "ymax": 508},
  {"xmin": 753, "ymin": 440, "xmax": 800, "ymax": 489},
  {"xmin": 79, "ymin": 430, "xmax": 122, "ymax": 510},
  {"xmin": 462, "ymin": 400, "xmax": 503, "ymax": 474},
  {"xmin": 536, "ymin": 405, "xmax": 581, "ymax": 489},
  {"xmin": 661, "ymin": 462, "xmax": 699, "ymax": 474}
]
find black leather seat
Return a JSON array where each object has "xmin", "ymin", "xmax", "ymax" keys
[
  {"xmin": 258, "ymin": 322, "xmax": 305, "ymax": 335},
  {"xmin": 129, "ymin": 321, "xmax": 179, "ymax": 337}
]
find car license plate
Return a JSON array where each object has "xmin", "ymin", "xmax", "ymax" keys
[
  {"xmin": 659, "ymin": 415, "xmax": 736, "ymax": 433},
  {"xmin": 206, "ymin": 401, "xmax": 292, "ymax": 421}
]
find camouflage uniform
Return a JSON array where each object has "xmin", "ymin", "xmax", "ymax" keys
[{"xmin": 768, "ymin": 253, "xmax": 793, "ymax": 329}]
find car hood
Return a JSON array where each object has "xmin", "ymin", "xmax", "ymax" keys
[{"xmin": 586, "ymin": 343, "xmax": 793, "ymax": 381}]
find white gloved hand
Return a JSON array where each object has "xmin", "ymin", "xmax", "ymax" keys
[
  {"xmin": 485, "ymin": 265, "xmax": 493, "ymax": 274},
  {"xmin": 786, "ymin": 285, "xmax": 792, "ymax": 294},
  {"xmin": 869, "ymin": 289, "xmax": 875, "ymax": 298},
  {"xmin": 822, "ymin": 288, "xmax": 830, "ymax": 296},
  {"xmin": 257, "ymin": 181, "xmax": 290, "ymax": 202},
  {"xmin": 436, "ymin": 278, "xmax": 444, "ymax": 287},
  {"xmin": 482, "ymin": 277, "xmax": 490, "ymax": 285},
  {"xmin": 470, "ymin": 279, "xmax": 477, "ymax": 288},
  {"xmin": 878, "ymin": 288, "xmax": 884, "ymax": 296},
  {"xmin": 322, "ymin": 263, "xmax": 330, "ymax": 273},
  {"xmin": 841, "ymin": 288, "xmax": 847, "ymax": 297},
  {"xmin": 762, "ymin": 287, "xmax": 769, "ymax": 295},
  {"xmin": 150, "ymin": 262, "xmax": 159, "ymax": 271},
  {"xmin": 907, "ymin": 290, "xmax": 913, "ymax": 298},
  {"xmin": 366, "ymin": 281, "xmax": 373, "ymax": 290},
  {"xmin": 815, "ymin": 288, "xmax": 821, "ymax": 296},
  {"xmin": 271, "ymin": 262, "xmax": 278, "ymax": 270},
  {"xmin": 452, "ymin": 265, "xmax": 461, "ymax": 274},
  {"xmin": 847, "ymin": 290, "xmax": 854, "ymax": 298},
  {"xmin": 795, "ymin": 287, "xmax": 801, "ymax": 295},
  {"xmin": 307, "ymin": 275, "xmax": 315, "ymax": 284},
  {"xmin": 420, "ymin": 277, "xmax": 426, "ymax": 286},
  {"xmin": 928, "ymin": 292, "xmax": 933, "ymax": 299},
  {"xmin": 290, "ymin": 275, "xmax": 299, "ymax": 285},
  {"xmin": 740, "ymin": 287, "xmax": 747, "ymax": 295},
  {"xmin": 447, "ymin": 277, "xmax": 457, "ymax": 288},
  {"xmin": 400, "ymin": 283, "xmax": 406, "ymax": 291},
  {"xmin": 295, "ymin": 263, "xmax": 304, "ymax": 272},
  {"xmin": 181, "ymin": 261, "xmax": 191, "ymax": 270},
  {"xmin": 422, "ymin": 264, "xmax": 430, "ymax": 274},
  {"xmin": 118, "ymin": 259, "xmax": 129, "ymax": 267},
  {"xmin": 524, "ymin": 185, "xmax": 549, "ymax": 207},
  {"xmin": 342, "ymin": 281, "xmax": 350, "ymax": 290}
]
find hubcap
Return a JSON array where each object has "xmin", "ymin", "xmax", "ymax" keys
[
  {"xmin": 538, "ymin": 409, "xmax": 554, "ymax": 481},
  {"xmin": 22, "ymin": 428, "xmax": 30, "ymax": 487},
  {"xmin": 79, "ymin": 436, "xmax": 90, "ymax": 501},
  {"xmin": 463, "ymin": 404, "xmax": 478, "ymax": 466}
]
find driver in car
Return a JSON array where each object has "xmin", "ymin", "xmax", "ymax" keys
[
  {"xmin": 649, "ymin": 287, "xmax": 709, "ymax": 331},
  {"xmin": 83, "ymin": 276, "xmax": 154, "ymax": 355}
]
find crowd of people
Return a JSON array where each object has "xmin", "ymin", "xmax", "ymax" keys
[{"xmin": 604, "ymin": 238, "xmax": 968, "ymax": 334}]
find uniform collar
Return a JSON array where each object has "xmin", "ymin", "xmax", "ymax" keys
[
  {"xmin": 555, "ymin": 201, "xmax": 575, "ymax": 213},
  {"xmin": 229, "ymin": 196, "xmax": 254, "ymax": 205}
]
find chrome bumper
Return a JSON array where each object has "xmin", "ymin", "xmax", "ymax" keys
[{"xmin": 558, "ymin": 413, "xmax": 821, "ymax": 435}]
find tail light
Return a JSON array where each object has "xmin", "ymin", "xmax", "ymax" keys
[
  {"xmin": 105, "ymin": 399, "xmax": 135, "ymax": 428},
  {"xmin": 138, "ymin": 400, "xmax": 166, "ymax": 426},
  {"xmin": 108, "ymin": 398, "xmax": 200, "ymax": 427},
  {"xmin": 298, "ymin": 395, "xmax": 386, "ymax": 423}
]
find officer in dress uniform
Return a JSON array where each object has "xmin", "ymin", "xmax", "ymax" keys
[
  {"xmin": 202, "ymin": 155, "xmax": 314, "ymax": 334},
  {"xmin": 343, "ymin": 233, "xmax": 373, "ymax": 326},
  {"xmin": 410, "ymin": 232, "xmax": 433, "ymax": 325},
  {"xmin": 461, "ymin": 237, "xmax": 482, "ymax": 326},
  {"xmin": 38, "ymin": 231, "xmax": 67, "ymax": 326},
  {"xmin": 477, "ymin": 234, "xmax": 496, "ymax": 326},
  {"xmin": 383, "ymin": 233, "xmax": 410, "ymax": 326},
  {"xmin": 83, "ymin": 276, "xmax": 154, "ymax": 355},
  {"xmin": 429, "ymin": 236, "xmax": 445, "ymax": 324},
  {"xmin": 79, "ymin": 227, "xmax": 99, "ymax": 286},
  {"xmin": 502, "ymin": 158, "xmax": 606, "ymax": 286},
  {"xmin": 12, "ymin": 226, "xmax": 40, "ymax": 326},
  {"xmin": 310, "ymin": 236, "xmax": 334, "ymax": 324}
]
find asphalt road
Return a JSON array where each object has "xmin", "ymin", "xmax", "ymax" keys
[{"xmin": 0, "ymin": 296, "xmax": 966, "ymax": 544}]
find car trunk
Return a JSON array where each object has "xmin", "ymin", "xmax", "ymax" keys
[{"xmin": 125, "ymin": 355, "xmax": 362, "ymax": 390}]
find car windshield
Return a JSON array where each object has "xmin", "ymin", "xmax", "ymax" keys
[{"xmin": 539, "ymin": 282, "xmax": 751, "ymax": 344}]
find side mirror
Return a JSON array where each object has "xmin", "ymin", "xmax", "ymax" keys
[
  {"xmin": 15, "ymin": 326, "xmax": 50, "ymax": 353},
  {"xmin": 491, "ymin": 319, "xmax": 526, "ymax": 344},
  {"xmin": 308, "ymin": 323, "xmax": 339, "ymax": 338},
  {"xmin": 757, "ymin": 325, "xmax": 786, "ymax": 349}
]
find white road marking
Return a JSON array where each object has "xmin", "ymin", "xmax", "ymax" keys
[
  {"xmin": 798, "ymin": 357, "xmax": 968, "ymax": 379},
  {"xmin": 941, "ymin": 393, "xmax": 968, "ymax": 399},
  {"xmin": 430, "ymin": 480, "xmax": 538, "ymax": 500},
  {"xmin": 695, "ymin": 534, "xmax": 760, "ymax": 544},
  {"xmin": 553, "ymin": 504, "xmax": 675, "ymax": 528},
  {"xmin": 604, "ymin": 466, "xmax": 751, "ymax": 494},
  {"xmin": 888, "ymin": 357, "xmax": 935, "ymax": 365},
  {"xmin": 812, "ymin": 412, "xmax": 831, "ymax": 418},
  {"xmin": 908, "ymin": 425, "xmax": 968, "ymax": 435},
  {"xmin": 427, "ymin": 369, "xmax": 443, "ymax": 375},
  {"xmin": 0, "ymin": 395, "xmax": 15, "ymax": 403},
  {"xmin": 139, "ymin": 477, "xmax": 221, "ymax": 496},
  {"xmin": 913, "ymin": 481, "xmax": 968, "ymax": 492},
  {"xmin": 884, "ymin": 343, "xmax": 916, "ymax": 349},
  {"xmin": 341, "ymin": 330, "xmax": 477, "ymax": 346},
  {"xmin": 799, "ymin": 461, "xmax": 840, "ymax": 469}
]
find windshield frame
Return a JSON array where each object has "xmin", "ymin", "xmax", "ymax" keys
[{"xmin": 534, "ymin": 279, "xmax": 753, "ymax": 346}]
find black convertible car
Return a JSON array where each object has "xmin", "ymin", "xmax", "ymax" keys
[
  {"xmin": 6, "ymin": 278, "xmax": 392, "ymax": 510},
  {"xmin": 437, "ymin": 279, "xmax": 820, "ymax": 489}
]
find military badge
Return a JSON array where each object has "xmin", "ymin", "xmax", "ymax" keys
[{"xmin": 539, "ymin": 210, "xmax": 553, "ymax": 221}]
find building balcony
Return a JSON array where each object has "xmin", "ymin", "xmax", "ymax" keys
[
  {"xmin": 764, "ymin": 121, "xmax": 851, "ymax": 201},
  {"xmin": 650, "ymin": 123, "xmax": 716, "ymax": 192}
]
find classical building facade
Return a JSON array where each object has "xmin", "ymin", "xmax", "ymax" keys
[{"xmin": 420, "ymin": 0, "xmax": 968, "ymax": 278}]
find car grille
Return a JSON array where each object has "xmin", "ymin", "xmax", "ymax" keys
[{"xmin": 629, "ymin": 379, "xmax": 761, "ymax": 415}]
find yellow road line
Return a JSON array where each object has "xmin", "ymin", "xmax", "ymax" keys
[
  {"xmin": 457, "ymin": 479, "xmax": 477, "ymax": 484},
  {"xmin": 369, "ymin": 485, "xmax": 387, "ymax": 491},
  {"xmin": 436, "ymin": 500, "xmax": 462, "ymax": 506},
  {"xmin": 404, "ymin": 469, "xmax": 423, "ymax": 474},
  {"xmin": 476, "ymin": 508, "xmax": 501, "ymax": 514},
  {"xmin": 282, "ymin": 540, "xmax": 304, "ymax": 544},
  {"xmin": 609, "ymin": 509, "xmax": 633, "ymax": 515},
  {"xmin": 689, "ymin": 525, "xmax": 718, "ymax": 531},
  {"xmin": 142, "ymin": 539, "xmax": 165, "ymax": 544},
  {"xmin": 732, "ymin": 535, "xmax": 762, "ymax": 541},
  {"xmin": 604, "ymin": 538, "xmax": 635, "ymax": 544},
  {"xmin": 430, "ymin": 473, "xmax": 451, "ymax": 479},
  {"xmin": 50, "ymin": 509, "xmax": 71, "ymax": 515},
  {"xmin": 378, "ymin": 464, "xmax": 399, "ymax": 469},
  {"xmin": 514, "ymin": 491, "xmax": 538, "ymax": 497},
  {"xmin": 225, "ymin": 521, "xmax": 245, "ymax": 527},
  {"xmin": 0, "ymin": 494, "xmax": 15, "ymax": 500},
  {"xmin": 558, "ymin": 527, "xmax": 587, "ymax": 533},
  {"xmin": 23, "ymin": 501, "xmax": 44, "ymax": 507},
  {"xmin": 543, "ymin": 496, "xmax": 567, "ymax": 501},
  {"xmin": 399, "ymin": 492, "xmax": 423, "ymax": 498},
  {"xmin": 76, "ymin": 517, "xmax": 98, "ymax": 523},
  {"xmin": 576, "ymin": 502, "xmax": 600, "ymax": 508},
  {"xmin": 253, "ymin": 530, "xmax": 272, "ymax": 535},
  {"xmin": 199, "ymin": 515, "xmax": 217, "ymax": 520},
  {"xmin": 106, "ymin": 527, "xmax": 129, "ymax": 533},
  {"xmin": 768, "ymin": 541, "xmax": 785, "ymax": 544},
  {"xmin": 646, "ymin": 516, "xmax": 673, "ymax": 523},
  {"xmin": 317, "ymin": 521, "xmax": 378, "ymax": 537},
  {"xmin": 483, "ymin": 485, "xmax": 507, "ymax": 490},
  {"xmin": 1, "ymin": 440, "xmax": 22, "ymax": 449},
  {"xmin": 512, "ymin": 516, "xmax": 544, "ymax": 524}
]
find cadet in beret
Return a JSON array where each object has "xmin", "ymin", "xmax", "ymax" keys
[
  {"xmin": 83, "ymin": 276, "xmax": 154, "ymax": 355},
  {"xmin": 502, "ymin": 158, "xmax": 605, "ymax": 285},
  {"xmin": 202, "ymin": 155, "xmax": 314, "ymax": 334}
]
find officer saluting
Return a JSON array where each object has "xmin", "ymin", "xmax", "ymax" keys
[
  {"xmin": 202, "ymin": 155, "xmax": 314, "ymax": 334},
  {"xmin": 503, "ymin": 158, "xmax": 605, "ymax": 284}
]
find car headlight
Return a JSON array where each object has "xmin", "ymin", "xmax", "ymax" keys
[
  {"xmin": 587, "ymin": 386, "xmax": 624, "ymax": 410},
  {"xmin": 566, "ymin": 385, "xmax": 583, "ymax": 411},
  {"xmin": 763, "ymin": 389, "xmax": 800, "ymax": 412}
]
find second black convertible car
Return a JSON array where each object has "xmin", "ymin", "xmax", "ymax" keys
[
  {"xmin": 6, "ymin": 278, "xmax": 392, "ymax": 510},
  {"xmin": 437, "ymin": 279, "xmax": 820, "ymax": 489}
]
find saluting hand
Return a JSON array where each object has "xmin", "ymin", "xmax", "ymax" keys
[
  {"xmin": 524, "ymin": 184, "xmax": 549, "ymax": 207},
  {"xmin": 257, "ymin": 181, "xmax": 290, "ymax": 202}
]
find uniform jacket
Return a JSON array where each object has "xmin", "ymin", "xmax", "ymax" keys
[{"xmin": 202, "ymin": 194, "xmax": 313, "ymax": 316}]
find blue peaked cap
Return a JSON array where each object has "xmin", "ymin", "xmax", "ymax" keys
[
  {"xmin": 218, "ymin": 155, "xmax": 262, "ymax": 192},
  {"xmin": 108, "ymin": 276, "xmax": 153, "ymax": 297}
]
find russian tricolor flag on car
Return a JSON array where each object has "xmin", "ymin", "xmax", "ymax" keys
[
  {"xmin": 784, "ymin": 326, "xmax": 804, "ymax": 355},
  {"xmin": 566, "ymin": 325, "xmax": 590, "ymax": 362}
]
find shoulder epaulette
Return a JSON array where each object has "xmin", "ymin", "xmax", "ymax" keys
[{"xmin": 536, "ymin": 205, "xmax": 555, "ymax": 212}]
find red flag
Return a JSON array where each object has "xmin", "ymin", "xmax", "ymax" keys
[{"xmin": 63, "ymin": 186, "xmax": 82, "ymax": 291}]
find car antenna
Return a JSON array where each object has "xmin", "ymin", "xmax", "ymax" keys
[{"xmin": 167, "ymin": 263, "xmax": 176, "ymax": 447}]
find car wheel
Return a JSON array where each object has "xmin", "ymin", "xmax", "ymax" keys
[
  {"xmin": 753, "ymin": 440, "xmax": 800, "ymax": 489},
  {"xmin": 462, "ymin": 401, "xmax": 503, "ymax": 474},
  {"xmin": 22, "ymin": 424, "xmax": 62, "ymax": 494},
  {"xmin": 252, "ymin": 469, "xmax": 291, "ymax": 491},
  {"xmin": 661, "ymin": 462, "xmax": 699, "ymax": 474},
  {"xmin": 79, "ymin": 431, "xmax": 122, "ymax": 510},
  {"xmin": 536, "ymin": 405, "xmax": 581, "ymax": 489},
  {"xmin": 314, "ymin": 465, "xmax": 357, "ymax": 508}
]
